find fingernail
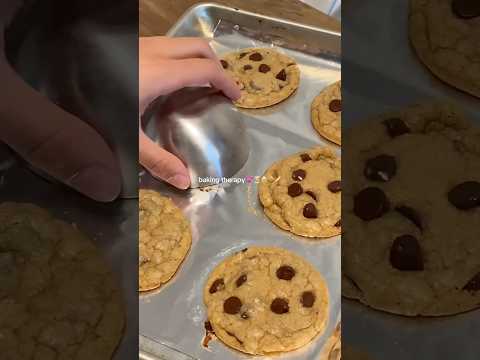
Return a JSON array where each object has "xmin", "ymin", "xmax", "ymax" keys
[
  {"xmin": 68, "ymin": 166, "xmax": 121, "ymax": 202},
  {"xmin": 166, "ymin": 174, "xmax": 190, "ymax": 189}
]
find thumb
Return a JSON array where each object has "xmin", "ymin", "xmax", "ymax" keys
[
  {"xmin": 139, "ymin": 130, "xmax": 190, "ymax": 189},
  {"xmin": 0, "ymin": 62, "xmax": 121, "ymax": 202}
]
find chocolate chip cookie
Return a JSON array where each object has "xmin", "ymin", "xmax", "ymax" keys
[
  {"xmin": 204, "ymin": 247, "xmax": 329, "ymax": 355},
  {"xmin": 0, "ymin": 203, "xmax": 125, "ymax": 359},
  {"xmin": 311, "ymin": 81, "xmax": 342, "ymax": 145},
  {"xmin": 410, "ymin": 0, "xmax": 480, "ymax": 98},
  {"xmin": 139, "ymin": 190, "xmax": 191, "ymax": 291},
  {"xmin": 343, "ymin": 103, "xmax": 480, "ymax": 316},
  {"xmin": 221, "ymin": 48, "xmax": 300, "ymax": 108},
  {"xmin": 259, "ymin": 147, "xmax": 341, "ymax": 238}
]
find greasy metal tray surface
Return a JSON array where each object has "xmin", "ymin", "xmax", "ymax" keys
[
  {"xmin": 139, "ymin": 3, "xmax": 341, "ymax": 360},
  {"xmin": 342, "ymin": 1, "xmax": 480, "ymax": 359}
]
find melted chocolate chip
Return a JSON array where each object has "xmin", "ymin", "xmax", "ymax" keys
[
  {"xmin": 292, "ymin": 169, "xmax": 306, "ymax": 181},
  {"xmin": 305, "ymin": 191, "xmax": 317, "ymax": 201},
  {"xmin": 395, "ymin": 206, "xmax": 423, "ymax": 230},
  {"xmin": 204, "ymin": 321, "xmax": 213, "ymax": 332},
  {"xmin": 236, "ymin": 274, "xmax": 247, "ymax": 287},
  {"xmin": 288, "ymin": 183, "xmax": 303, "ymax": 197},
  {"xmin": 239, "ymin": 52, "xmax": 248, "ymax": 58},
  {"xmin": 335, "ymin": 219, "xmax": 341, "ymax": 227},
  {"xmin": 276, "ymin": 265, "xmax": 296, "ymax": 280},
  {"xmin": 224, "ymin": 296, "xmax": 242, "ymax": 314},
  {"xmin": 303, "ymin": 203, "xmax": 318, "ymax": 219},
  {"xmin": 276, "ymin": 69, "xmax": 287, "ymax": 81},
  {"xmin": 301, "ymin": 291, "xmax": 316, "ymax": 308},
  {"xmin": 249, "ymin": 52, "xmax": 263, "ymax": 61},
  {"xmin": 220, "ymin": 60, "xmax": 228, "ymax": 69},
  {"xmin": 209, "ymin": 278, "xmax": 225, "ymax": 294},
  {"xmin": 300, "ymin": 153, "xmax": 312, "ymax": 162},
  {"xmin": 241, "ymin": 312, "xmax": 249, "ymax": 319},
  {"xmin": 383, "ymin": 118, "xmax": 410, "ymax": 138},
  {"xmin": 364, "ymin": 154, "xmax": 397, "ymax": 182},
  {"xmin": 327, "ymin": 180, "xmax": 341, "ymax": 193},
  {"xmin": 259, "ymin": 64, "xmax": 271, "ymax": 73},
  {"xmin": 329, "ymin": 99, "xmax": 342, "ymax": 112},
  {"xmin": 242, "ymin": 248, "xmax": 248, "ymax": 252},
  {"xmin": 271, "ymin": 298, "xmax": 289, "ymax": 314},
  {"xmin": 463, "ymin": 273, "xmax": 480, "ymax": 292},
  {"xmin": 243, "ymin": 64, "xmax": 253, "ymax": 70},
  {"xmin": 353, "ymin": 187, "xmax": 389, "ymax": 221},
  {"xmin": 390, "ymin": 235, "xmax": 424, "ymax": 271},
  {"xmin": 448, "ymin": 181, "xmax": 480, "ymax": 210},
  {"xmin": 452, "ymin": 0, "xmax": 480, "ymax": 19}
]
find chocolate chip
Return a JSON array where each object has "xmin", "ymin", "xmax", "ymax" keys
[
  {"xmin": 204, "ymin": 321, "xmax": 213, "ymax": 332},
  {"xmin": 276, "ymin": 69, "xmax": 287, "ymax": 81},
  {"xmin": 303, "ymin": 203, "xmax": 318, "ymax": 218},
  {"xmin": 448, "ymin": 181, "xmax": 480, "ymax": 210},
  {"xmin": 301, "ymin": 291, "xmax": 316, "ymax": 308},
  {"xmin": 364, "ymin": 154, "xmax": 397, "ymax": 182},
  {"xmin": 224, "ymin": 296, "xmax": 242, "ymax": 314},
  {"xmin": 292, "ymin": 169, "xmax": 306, "ymax": 181},
  {"xmin": 249, "ymin": 52, "xmax": 263, "ymax": 61},
  {"xmin": 328, "ymin": 99, "xmax": 342, "ymax": 112},
  {"xmin": 209, "ymin": 278, "xmax": 225, "ymax": 294},
  {"xmin": 390, "ymin": 235, "xmax": 424, "ymax": 271},
  {"xmin": 335, "ymin": 219, "xmax": 341, "ymax": 227},
  {"xmin": 220, "ymin": 60, "xmax": 228, "ymax": 69},
  {"xmin": 243, "ymin": 64, "xmax": 252, "ymax": 70},
  {"xmin": 300, "ymin": 153, "xmax": 312, "ymax": 162},
  {"xmin": 452, "ymin": 0, "xmax": 480, "ymax": 19},
  {"xmin": 236, "ymin": 274, "xmax": 247, "ymax": 287},
  {"xmin": 327, "ymin": 180, "xmax": 341, "ymax": 193},
  {"xmin": 383, "ymin": 118, "xmax": 410, "ymax": 138},
  {"xmin": 276, "ymin": 265, "xmax": 296, "ymax": 280},
  {"xmin": 270, "ymin": 298, "xmax": 289, "ymax": 314},
  {"xmin": 241, "ymin": 312, "xmax": 249, "ymax": 319},
  {"xmin": 305, "ymin": 191, "xmax": 317, "ymax": 201},
  {"xmin": 241, "ymin": 248, "xmax": 248, "ymax": 252},
  {"xmin": 395, "ymin": 206, "xmax": 422, "ymax": 230},
  {"xmin": 259, "ymin": 64, "xmax": 271, "ymax": 73},
  {"xmin": 288, "ymin": 183, "xmax": 303, "ymax": 197},
  {"xmin": 463, "ymin": 273, "xmax": 480, "ymax": 292},
  {"xmin": 353, "ymin": 187, "xmax": 389, "ymax": 221},
  {"xmin": 239, "ymin": 52, "xmax": 248, "ymax": 58}
]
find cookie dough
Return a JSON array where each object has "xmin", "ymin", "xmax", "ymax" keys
[
  {"xmin": 343, "ymin": 103, "xmax": 480, "ymax": 316},
  {"xmin": 139, "ymin": 190, "xmax": 191, "ymax": 291},
  {"xmin": 221, "ymin": 48, "xmax": 300, "ymax": 108},
  {"xmin": 259, "ymin": 147, "xmax": 341, "ymax": 238},
  {"xmin": 204, "ymin": 247, "xmax": 329, "ymax": 355},
  {"xmin": 410, "ymin": 0, "xmax": 480, "ymax": 98},
  {"xmin": 311, "ymin": 81, "xmax": 342, "ymax": 145},
  {"xmin": 0, "ymin": 203, "xmax": 125, "ymax": 360}
]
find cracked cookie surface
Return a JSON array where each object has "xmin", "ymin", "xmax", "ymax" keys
[
  {"xmin": 311, "ymin": 81, "xmax": 342, "ymax": 145},
  {"xmin": 139, "ymin": 190, "xmax": 191, "ymax": 291},
  {"xmin": 409, "ymin": 0, "xmax": 480, "ymax": 98},
  {"xmin": 221, "ymin": 48, "xmax": 300, "ymax": 108},
  {"xmin": 204, "ymin": 247, "xmax": 329, "ymax": 355},
  {"xmin": 0, "ymin": 203, "xmax": 125, "ymax": 360},
  {"xmin": 259, "ymin": 147, "xmax": 341, "ymax": 238},
  {"xmin": 343, "ymin": 103, "xmax": 480, "ymax": 316}
]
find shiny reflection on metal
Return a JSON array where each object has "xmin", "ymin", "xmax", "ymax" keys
[{"xmin": 143, "ymin": 88, "xmax": 249, "ymax": 188}]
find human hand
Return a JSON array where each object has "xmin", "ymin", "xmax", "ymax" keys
[
  {"xmin": 139, "ymin": 36, "xmax": 240, "ymax": 189},
  {"xmin": 0, "ymin": 0, "xmax": 121, "ymax": 202}
]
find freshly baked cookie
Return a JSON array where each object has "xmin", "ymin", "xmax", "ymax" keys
[
  {"xmin": 139, "ymin": 189, "xmax": 191, "ymax": 291},
  {"xmin": 409, "ymin": 0, "xmax": 480, "ymax": 98},
  {"xmin": 311, "ymin": 81, "xmax": 342, "ymax": 145},
  {"xmin": 259, "ymin": 147, "xmax": 341, "ymax": 238},
  {"xmin": 204, "ymin": 247, "xmax": 329, "ymax": 355},
  {"xmin": 0, "ymin": 203, "xmax": 125, "ymax": 359},
  {"xmin": 343, "ymin": 103, "xmax": 480, "ymax": 316},
  {"xmin": 221, "ymin": 48, "xmax": 300, "ymax": 108}
]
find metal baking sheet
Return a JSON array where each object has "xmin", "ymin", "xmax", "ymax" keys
[
  {"xmin": 139, "ymin": 3, "xmax": 341, "ymax": 360},
  {"xmin": 342, "ymin": 1, "xmax": 480, "ymax": 359}
]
